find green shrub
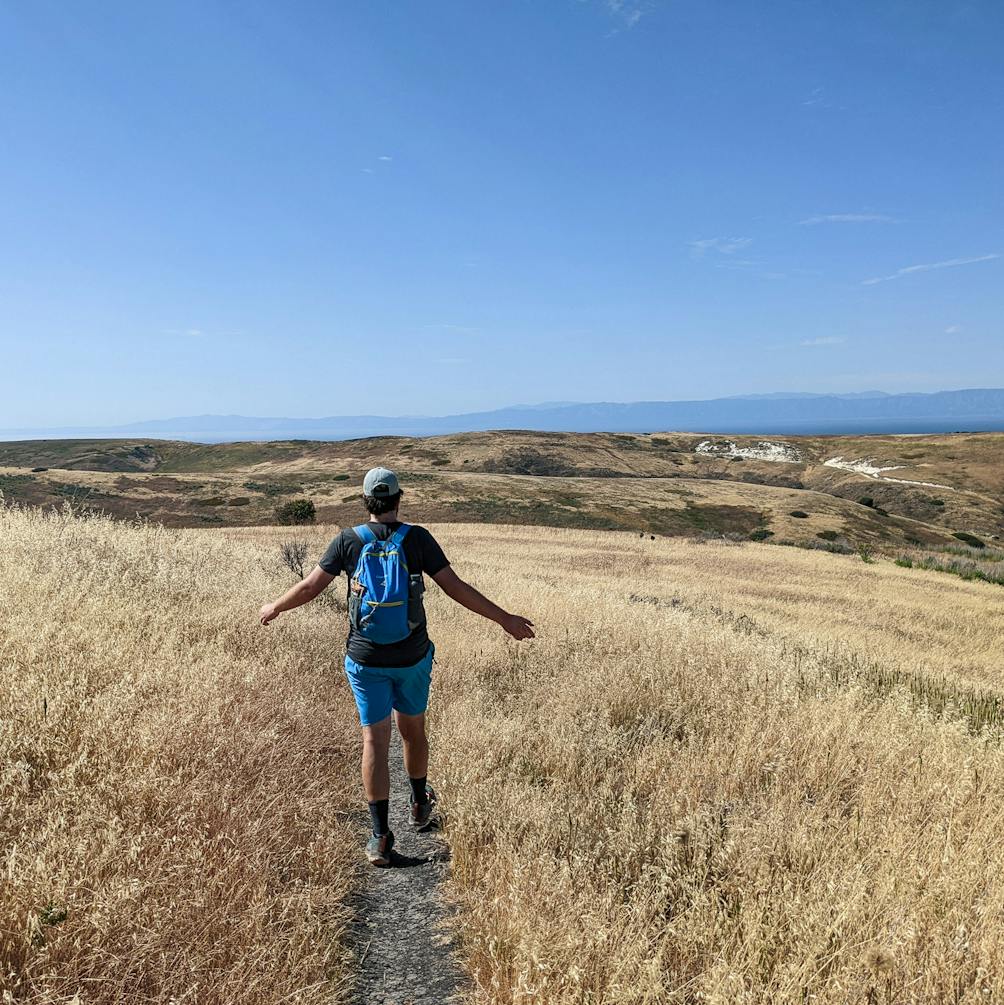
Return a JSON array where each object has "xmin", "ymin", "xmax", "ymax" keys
[
  {"xmin": 858, "ymin": 496, "xmax": 875, "ymax": 508},
  {"xmin": 817, "ymin": 530, "xmax": 840, "ymax": 542},
  {"xmin": 858, "ymin": 544, "xmax": 875, "ymax": 564},
  {"xmin": 748, "ymin": 528, "xmax": 774, "ymax": 542},
  {"xmin": 895, "ymin": 556, "xmax": 914, "ymax": 568},
  {"xmin": 930, "ymin": 498, "xmax": 945, "ymax": 507},
  {"xmin": 789, "ymin": 510, "xmax": 809, "ymax": 519},
  {"xmin": 244, "ymin": 480, "xmax": 302, "ymax": 497},
  {"xmin": 52, "ymin": 483, "xmax": 104, "ymax": 499},
  {"xmin": 275, "ymin": 499, "xmax": 316, "ymax": 526},
  {"xmin": 0, "ymin": 474, "xmax": 33, "ymax": 492},
  {"xmin": 953, "ymin": 531, "xmax": 986, "ymax": 549}
]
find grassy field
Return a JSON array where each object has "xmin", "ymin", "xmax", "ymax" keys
[
  {"xmin": 0, "ymin": 505, "xmax": 361, "ymax": 1004},
  {"xmin": 5, "ymin": 505, "xmax": 1004, "ymax": 1002},
  {"xmin": 422, "ymin": 526, "xmax": 1004, "ymax": 1003}
]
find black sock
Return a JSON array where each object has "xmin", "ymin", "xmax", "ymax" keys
[
  {"xmin": 409, "ymin": 775, "xmax": 428, "ymax": 806},
  {"xmin": 368, "ymin": 799, "xmax": 390, "ymax": 837}
]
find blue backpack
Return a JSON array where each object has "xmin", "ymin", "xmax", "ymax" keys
[{"xmin": 348, "ymin": 524, "xmax": 413, "ymax": 644}]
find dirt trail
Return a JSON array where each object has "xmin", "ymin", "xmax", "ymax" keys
[{"xmin": 348, "ymin": 729, "xmax": 470, "ymax": 1005}]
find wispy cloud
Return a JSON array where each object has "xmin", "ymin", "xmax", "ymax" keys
[
  {"xmin": 163, "ymin": 327, "xmax": 240, "ymax": 339},
  {"xmin": 862, "ymin": 254, "xmax": 999, "ymax": 286},
  {"xmin": 799, "ymin": 336, "xmax": 846, "ymax": 347},
  {"xmin": 800, "ymin": 213, "xmax": 894, "ymax": 226},
  {"xmin": 801, "ymin": 86, "xmax": 839, "ymax": 109},
  {"xmin": 690, "ymin": 236, "xmax": 753, "ymax": 258},
  {"xmin": 945, "ymin": 325, "xmax": 962, "ymax": 334},
  {"xmin": 605, "ymin": 0, "xmax": 645, "ymax": 28},
  {"xmin": 378, "ymin": 155, "xmax": 392, "ymax": 161}
]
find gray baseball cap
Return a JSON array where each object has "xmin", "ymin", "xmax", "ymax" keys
[{"xmin": 363, "ymin": 466, "xmax": 401, "ymax": 497}]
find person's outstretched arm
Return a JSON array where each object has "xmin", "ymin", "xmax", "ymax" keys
[
  {"xmin": 260, "ymin": 566, "xmax": 335, "ymax": 625},
  {"xmin": 431, "ymin": 566, "xmax": 535, "ymax": 640}
]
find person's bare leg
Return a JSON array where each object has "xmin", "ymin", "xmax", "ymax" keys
[
  {"xmin": 394, "ymin": 710, "xmax": 429, "ymax": 780},
  {"xmin": 361, "ymin": 715, "xmax": 392, "ymax": 802}
]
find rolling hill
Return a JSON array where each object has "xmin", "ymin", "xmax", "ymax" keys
[{"xmin": 1, "ymin": 430, "xmax": 1001, "ymax": 555}]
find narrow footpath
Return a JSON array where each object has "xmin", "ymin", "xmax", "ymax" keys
[{"xmin": 348, "ymin": 728, "xmax": 470, "ymax": 1005}]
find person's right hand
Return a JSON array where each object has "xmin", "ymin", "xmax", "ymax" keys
[{"xmin": 500, "ymin": 613, "xmax": 535, "ymax": 640}]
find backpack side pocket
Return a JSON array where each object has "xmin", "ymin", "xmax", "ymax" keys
[
  {"xmin": 348, "ymin": 579, "xmax": 365, "ymax": 632},
  {"xmin": 407, "ymin": 573, "xmax": 426, "ymax": 630}
]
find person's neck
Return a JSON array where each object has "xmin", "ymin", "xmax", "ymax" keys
[{"xmin": 370, "ymin": 512, "xmax": 400, "ymax": 525}]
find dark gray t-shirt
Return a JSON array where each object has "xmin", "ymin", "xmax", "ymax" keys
[{"xmin": 318, "ymin": 521, "xmax": 449, "ymax": 668}]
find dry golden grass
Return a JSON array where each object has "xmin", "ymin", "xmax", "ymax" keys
[
  {"xmin": 417, "ymin": 525, "xmax": 1004, "ymax": 1003},
  {"xmin": 7, "ymin": 508, "xmax": 1004, "ymax": 1003},
  {"xmin": 1, "ymin": 505, "xmax": 361, "ymax": 1004}
]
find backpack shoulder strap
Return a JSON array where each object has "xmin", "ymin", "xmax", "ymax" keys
[
  {"xmin": 354, "ymin": 524, "xmax": 376, "ymax": 545},
  {"xmin": 390, "ymin": 524, "xmax": 411, "ymax": 548}
]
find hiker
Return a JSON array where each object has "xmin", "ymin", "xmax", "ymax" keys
[{"xmin": 258, "ymin": 466, "xmax": 535, "ymax": 865}]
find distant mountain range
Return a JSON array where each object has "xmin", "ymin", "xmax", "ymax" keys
[{"xmin": 4, "ymin": 388, "xmax": 1004, "ymax": 443}]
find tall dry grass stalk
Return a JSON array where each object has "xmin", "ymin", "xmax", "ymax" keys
[
  {"xmin": 415, "ymin": 525, "xmax": 1004, "ymax": 1003},
  {"xmin": 1, "ymin": 506, "xmax": 360, "ymax": 1004}
]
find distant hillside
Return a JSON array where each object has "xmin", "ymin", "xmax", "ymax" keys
[
  {"xmin": 2, "ymin": 429, "xmax": 1002, "ymax": 553},
  {"xmin": 4, "ymin": 388, "xmax": 1004, "ymax": 442}
]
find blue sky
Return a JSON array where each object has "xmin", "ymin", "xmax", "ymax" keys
[{"xmin": 1, "ymin": 0, "xmax": 1001, "ymax": 426}]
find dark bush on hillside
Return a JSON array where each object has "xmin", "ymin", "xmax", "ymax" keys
[
  {"xmin": 930, "ymin": 498, "xmax": 946, "ymax": 507},
  {"xmin": 275, "ymin": 499, "xmax": 316, "ymax": 526},
  {"xmin": 953, "ymin": 531, "xmax": 986, "ymax": 549},
  {"xmin": 279, "ymin": 540, "xmax": 310, "ymax": 580},
  {"xmin": 31, "ymin": 467, "xmax": 47, "ymax": 473},
  {"xmin": 748, "ymin": 528, "xmax": 774, "ymax": 541},
  {"xmin": 481, "ymin": 448, "xmax": 576, "ymax": 477},
  {"xmin": 817, "ymin": 530, "xmax": 840, "ymax": 542},
  {"xmin": 858, "ymin": 497, "xmax": 875, "ymax": 508},
  {"xmin": 740, "ymin": 472, "xmax": 804, "ymax": 489},
  {"xmin": 195, "ymin": 496, "xmax": 227, "ymax": 506},
  {"xmin": 484, "ymin": 450, "xmax": 578, "ymax": 476},
  {"xmin": 244, "ymin": 480, "xmax": 303, "ymax": 497},
  {"xmin": 481, "ymin": 448, "xmax": 619, "ymax": 478},
  {"xmin": 789, "ymin": 510, "xmax": 809, "ymax": 519},
  {"xmin": 228, "ymin": 497, "xmax": 250, "ymax": 506}
]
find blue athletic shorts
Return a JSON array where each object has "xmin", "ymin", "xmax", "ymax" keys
[{"xmin": 343, "ymin": 644, "xmax": 435, "ymax": 726}]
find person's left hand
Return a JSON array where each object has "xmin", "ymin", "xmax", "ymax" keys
[
  {"xmin": 259, "ymin": 602, "xmax": 280, "ymax": 626},
  {"xmin": 500, "ymin": 613, "xmax": 535, "ymax": 640}
]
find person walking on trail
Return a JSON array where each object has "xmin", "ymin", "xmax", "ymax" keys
[{"xmin": 259, "ymin": 466, "xmax": 535, "ymax": 865}]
